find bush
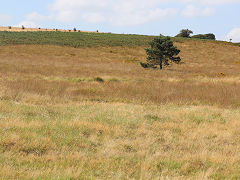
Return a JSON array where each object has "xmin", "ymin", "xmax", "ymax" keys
[
  {"xmin": 21, "ymin": 25, "xmax": 25, "ymax": 30},
  {"xmin": 94, "ymin": 77, "xmax": 104, "ymax": 82},
  {"xmin": 175, "ymin": 29, "xmax": 193, "ymax": 38},
  {"xmin": 192, "ymin": 33, "xmax": 216, "ymax": 40},
  {"xmin": 140, "ymin": 62, "xmax": 157, "ymax": 69},
  {"xmin": 73, "ymin": 28, "xmax": 77, "ymax": 32}
]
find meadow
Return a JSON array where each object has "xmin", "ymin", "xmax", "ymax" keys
[
  {"xmin": 0, "ymin": 31, "xmax": 240, "ymax": 179},
  {"xmin": 0, "ymin": 31, "xmax": 154, "ymax": 47}
]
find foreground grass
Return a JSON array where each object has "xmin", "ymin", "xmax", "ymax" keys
[{"xmin": 1, "ymin": 100, "xmax": 240, "ymax": 179}]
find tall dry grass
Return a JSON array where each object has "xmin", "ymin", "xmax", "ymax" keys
[
  {"xmin": 1, "ymin": 40, "xmax": 240, "ymax": 179},
  {"xmin": 0, "ymin": 41, "xmax": 240, "ymax": 107}
]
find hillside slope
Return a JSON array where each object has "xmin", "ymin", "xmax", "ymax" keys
[
  {"xmin": 0, "ymin": 32, "xmax": 240, "ymax": 179},
  {"xmin": 0, "ymin": 39, "xmax": 239, "ymax": 107}
]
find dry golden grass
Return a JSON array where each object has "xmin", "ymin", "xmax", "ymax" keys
[
  {"xmin": 0, "ymin": 40, "xmax": 240, "ymax": 179},
  {"xmin": 0, "ymin": 41, "xmax": 240, "ymax": 107},
  {"xmin": 0, "ymin": 101, "xmax": 240, "ymax": 179},
  {"xmin": 0, "ymin": 26, "xmax": 98, "ymax": 33}
]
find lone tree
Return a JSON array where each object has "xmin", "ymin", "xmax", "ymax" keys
[
  {"xmin": 175, "ymin": 29, "xmax": 193, "ymax": 38},
  {"xmin": 140, "ymin": 35, "xmax": 181, "ymax": 69}
]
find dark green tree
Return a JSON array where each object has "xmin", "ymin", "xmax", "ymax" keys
[
  {"xmin": 192, "ymin": 33, "xmax": 216, "ymax": 40},
  {"xmin": 175, "ymin": 29, "xmax": 193, "ymax": 38},
  {"xmin": 141, "ymin": 35, "xmax": 181, "ymax": 69}
]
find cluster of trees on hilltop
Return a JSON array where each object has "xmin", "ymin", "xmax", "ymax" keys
[
  {"xmin": 139, "ymin": 29, "xmax": 216, "ymax": 70},
  {"xmin": 175, "ymin": 29, "xmax": 216, "ymax": 40}
]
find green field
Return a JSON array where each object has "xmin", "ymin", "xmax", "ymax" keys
[
  {"xmin": 0, "ymin": 31, "xmax": 235, "ymax": 48},
  {"xmin": 0, "ymin": 31, "xmax": 155, "ymax": 47}
]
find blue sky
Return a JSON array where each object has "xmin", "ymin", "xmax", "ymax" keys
[{"xmin": 1, "ymin": 0, "xmax": 240, "ymax": 42}]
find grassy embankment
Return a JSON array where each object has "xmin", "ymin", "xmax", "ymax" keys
[{"xmin": 0, "ymin": 31, "xmax": 240, "ymax": 179}]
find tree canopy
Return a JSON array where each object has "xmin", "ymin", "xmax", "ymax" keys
[
  {"xmin": 192, "ymin": 33, "xmax": 216, "ymax": 40},
  {"xmin": 175, "ymin": 29, "xmax": 193, "ymax": 38},
  {"xmin": 141, "ymin": 35, "xmax": 181, "ymax": 69}
]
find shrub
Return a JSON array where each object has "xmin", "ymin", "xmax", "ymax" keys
[
  {"xmin": 175, "ymin": 29, "xmax": 193, "ymax": 38},
  {"xmin": 192, "ymin": 33, "xmax": 216, "ymax": 40},
  {"xmin": 8, "ymin": 26, "xmax": 11, "ymax": 29},
  {"xmin": 140, "ymin": 62, "xmax": 157, "ymax": 69},
  {"xmin": 21, "ymin": 25, "xmax": 25, "ymax": 30},
  {"xmin": 94, "ymin": 77, "xmax": 104, "ymax": 82},
  {"xmin": 73, "ymin": 28, "xmax": 77, "ymax": 32},
  {"xmin": 205, "ymin": 33, "xmax": 216, "ymax": 40}
]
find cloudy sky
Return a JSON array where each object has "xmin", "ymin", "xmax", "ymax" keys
[{"xmin": 1, "ymin": 0, "xmax": 240, "ymax": 42}]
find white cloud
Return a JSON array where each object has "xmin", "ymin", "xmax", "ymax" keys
[
  {"xmin": 19, "ymin": 0, "xmax": 240, "ymax": 28},
  {"xmin": 18, "ymin": 21, "xmax": 38, "ymax": 28},
  {"xmin": 82, "ymin": 13, "xmax": 106, "ymax": 24},
  {"xmin": 110, "ymin": 8, "xmax": 178, "ymax": 26},
  {"xmin": 183, "ymin": 0, "xmax": 240, "ymax": 5},
  {"xmin": 50, "ymin": 0, "xmax": 178, "ymax": 26},
  {"xmin": 17, "ymin": 12, "xmax": 54, "ymax": 28},
  {"xmin": 25, "ymin": 12, "xmax": 50, "ymax": 22},
  {"xmin": 226, "ymin": 28, "xmax": 240, "ymax": 42},
  {"xmin": 181, "ymin": 5, "xmax": 215, "ymax": 18}
]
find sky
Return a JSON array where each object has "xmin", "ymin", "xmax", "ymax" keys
[{"xmin": 1, "ymin": 0, "xmax": 240, "ymax": 42}]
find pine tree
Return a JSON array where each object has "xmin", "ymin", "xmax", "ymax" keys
[{"xmin": 141, "ymin": 35, "xmax": 181, "ymax": 69}]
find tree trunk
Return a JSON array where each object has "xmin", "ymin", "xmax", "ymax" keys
[{"xmin": 160, "ymin": 62, "xmax": 162, "ymax": 69}]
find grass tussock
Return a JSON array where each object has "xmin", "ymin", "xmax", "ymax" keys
[{"xmin": 0, "ymin": 37, "xmax": 240, "ymax": 179}]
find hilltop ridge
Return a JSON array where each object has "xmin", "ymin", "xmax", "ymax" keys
[{"xmin": 0, "ymin": 30, "xmax": 236, "ymax": 48}]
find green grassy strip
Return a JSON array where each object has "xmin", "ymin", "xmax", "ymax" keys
[
  {"xmin": 0, "ymin": 31, "xmax": 154, "ymax": 47},
  {"xmin": 0, "ymin": 31, "xmax": 236, "ymax": 48}
]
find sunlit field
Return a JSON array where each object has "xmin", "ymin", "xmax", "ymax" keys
[{"xmin": 0, "ymin": 32, "xmax": 240, "ymax": 179}]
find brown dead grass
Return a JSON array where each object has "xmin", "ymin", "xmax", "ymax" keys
[
  {"xmin": 1, "ymin": 40, "xmax": 240, "ymax": 179},
  {"xmin": 0, "ymin": 41, "xmax": 240, "ymax": 107},
  {"xmin": 0, "ymin": 26, "xmax": 98, "ymax": 33}
]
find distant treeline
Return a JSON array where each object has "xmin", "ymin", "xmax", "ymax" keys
[
  {"xmin": 0, "ymin": 30, "xmax": 234, "ymax": 48},
  {"xmin": 175, "ymin": 29, "xmax": 216, "ymax": 40},
  {"xmin": 192, "ymin": 33, "xmax": 216, "ymax": 40}
]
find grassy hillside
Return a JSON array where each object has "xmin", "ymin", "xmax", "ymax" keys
[
  {"xmin": 0, "ymin": 32, "xmax": 240, "ymax": 179},
  {"xmin": 0, "ymin": 31, "xmax": 235, "ymax": 48},
  {"xmin": 0, "ymin": 31, "xmax": 154, "ymax": 47}
]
